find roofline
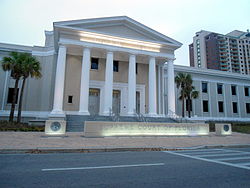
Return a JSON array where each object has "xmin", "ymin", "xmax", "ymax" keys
[
  {"xmin": 172, "ymin": 65, "xmax": 250, "ymax": 81},
  {"xmin": 54, "ymin": 16, "xmax": 182, "ymax": 47},
  {"xmin": 0, "ymin": 42, "xmax": 32, "ymax": 53}
]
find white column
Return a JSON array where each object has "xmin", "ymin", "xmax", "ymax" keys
[
  {"xmin": 148, "ymin": 57, "xmax": 157, "ymax": 116},
  {"xmin": 161, "ymin": 65, "xmax": 165, "ymax": 115},
  {"xmin": 127, "ymin": 54, "xmax": 136, "ymax": 115},
  {"xmin": 51, "ymin": 45, "xmax": 67, "ymax": 116},
  {"xmin": 157, "ymin": 65, "xmax": 161, "ymax": 114},
  {"xmin": 167, "ymin": 59, "xmax": 176, "ymax": 117},
  {"xmin": 102, "ymin": 51, "xmax": 114, "ymax": 115},
  {"xmin": 79, "ymin": 48, "xmax": 91, "ymax": 115}
]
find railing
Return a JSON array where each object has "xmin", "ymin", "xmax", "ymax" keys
[
  {"xmin": 109, "ymin": 108, "xmax": 120, "ymax": 122},
  {"xmin": 135, "ymin": 109, "xmax": 148, "ymax": 123}
]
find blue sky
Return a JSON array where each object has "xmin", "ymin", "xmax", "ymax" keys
[{"xmin": 0, "ymin": 0, "xmax": 249, "ymax": 66}]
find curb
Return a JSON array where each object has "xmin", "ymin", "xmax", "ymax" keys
[{"xmin": 1, "ymin": 144, "xmax": 250, "ymax": 154}]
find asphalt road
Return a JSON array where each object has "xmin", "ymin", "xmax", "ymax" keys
[{"xmin": 1, "ymin": 148, "xmax": 250, "ymax": 188}]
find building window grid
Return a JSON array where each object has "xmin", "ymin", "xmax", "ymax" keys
[
  {"xmin": 202, "ymin": 82, "xmax": 208, "ymax": 93},
  {"xmin": 217, "ymin": 83, "xmax": 223, "ymax": 94},
  {"xmin": 232, "ymin": 102, "xmax": 238, "ymax": 113},
  {"xmin": 218, "ymin": 101, "xmax": 224, "ymax": 113},
  {"xmin": 246, "ymin": 103, "xmax": 250, "ymax": 114},
  {"xmin": 203, "ymin": 100, "xmax": 209, "ymax": 112},
  {"xmin": 231, "ymin": 85, "xmax": 237, "ymax": 95}
]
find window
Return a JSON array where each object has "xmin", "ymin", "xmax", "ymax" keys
[
  {"xmin": 246, "ymin": 103, "xmax": 250, "ymax": 114},
  {"xmin": 7, "ymin": 88, "xmax": 19, "ymax": 104},
  {"xmin": 217, "ymin": 84, "xmax": 223, "ymax": 94},
  {"xmin": 202, "ymin": 82, "xmax": 208, "ymax": 93},
  {"xmin": 203, "ymin": 100, "xmax": 209, "ymax": 112},
  {"xmin": 113, "ymin": 61, "xmax": 119, "ymax": 72},
  {"xmin": 232, "ymin": 102, "xmax": 238, "ymax": 113},
  {"xmin": 91, "ymin": 58, "xmax": 99, "ymax": 70},
  {"xmin": 68, "ymin": 96, "xmax": 73, "ymax": 104},
  {"xmin": 231, "ymin": 85, "xmax": 237, "ymax": 95},
  {"xmin": 245, "ymin": 87, "xmax": 249, "ymax": 96},
  {"xmin": 136, "ymin": 63, "xmax": 138, "ymax": 74},
  {"xmin": 186, "ymin": 99, "xmax": 192, "ymax": 111},
  {"xmin": 218, "ymin": 101, "xmax": 224, "ymax": 113}
]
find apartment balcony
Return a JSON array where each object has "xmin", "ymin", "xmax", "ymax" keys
[
  {"xmin": 230, "ymin": 45, "xmax": 238, "ymax": 49},
  {"xmin": 219, "ymin": 45, "xmax": 227, "ymax": 49},
  {"xmin": 219, "ymin": 49, "xmax": 228, "ymax": 53},
  {"xmin": 231, "ymin": 53, "xmax": 238, "ymax": 57},
  {"xmin": 221, "ymin": 66, "xmax": 229, "ymax": 71},
  {"xmin": 220, "ymin": 59, "xmax": 228, "ymax": 62}
]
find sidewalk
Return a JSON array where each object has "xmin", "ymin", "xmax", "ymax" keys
[{"xmin": 0, "ymin": 132, "xmax": 250, "ymax": 153}]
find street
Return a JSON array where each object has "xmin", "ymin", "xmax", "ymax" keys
[{"xmin": 1, "ymin": 148, "xmax": 250, "ymax": 187}]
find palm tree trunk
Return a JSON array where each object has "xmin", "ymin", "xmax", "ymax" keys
[
  {"xmin": 188, "ymin": 97, "xmax": 191, "ymax": 118},
  {"xmin": 9, "ymin": 78, "xmax": 19, "ymax": 122},
  {"xmin": 17, "ymin": 78, "xmax": 26, "ymax": 123},
  {"xmin": 182, "ymin": 98, "xmax": 185, "ymax": 117}
]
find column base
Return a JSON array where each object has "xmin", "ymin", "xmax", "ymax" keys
[
  {"xmin": 49, "ymin": 110, "xmax": 66, "ymax": 118},
  {"xmin": 100, "ymin": 111, "xmax": 111, "ymax": 116},
  {"xmin": 78, "ymin": 111, "xmax": 90, "ymax": 116},
  {"xmin": 167, "ymin": 112, "xmax": 178, "ymax": 118},
  {"xmin": 126, "ymin": 111, "xmax": 136, "ymax": 116},
  {"xmin": 147, "ymin": 113, "xmax": 158, "ymax": 117}
]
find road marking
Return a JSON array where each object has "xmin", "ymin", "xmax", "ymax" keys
[
  {"xmin": 163, "ymin": 151, "xmax": 250, "ymax": 170},
  {"xmin": 235, "ymin": 162, "xmax": 250, "ymax": 166},
  {"xmin": 195, "ymin": 152, "xmax": 250, "ymax": 158},
  {"xmin": 175, "ymin": 149, "xmax": 223, "ymax": 153},
  {"xmin": 215, "ymin": 156, "xmax": 250, "ymax": 161},
  {"xmin": 42, "ymin": 163, "xmax": 165, "ymax": 172},
  {"xmin": 176, "ymin": 150, "xmax": 234, "ymax": 155}
]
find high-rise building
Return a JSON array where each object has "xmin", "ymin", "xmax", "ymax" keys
[{"xmin": 189, "ymin": 30, "xmax": 250, "ymax": 75}]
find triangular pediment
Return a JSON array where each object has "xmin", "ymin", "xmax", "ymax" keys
[{"xmin": 54, "ymin": 16, "xmax": 182, "ymax": 47}]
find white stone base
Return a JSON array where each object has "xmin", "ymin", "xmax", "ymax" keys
[
  {"xmin": 84, "ymin": 121, "xmax": 210, "ymax": 137},
  {"xmin": 78, "ymin": 111, "xmax": 90, "ymax": 115},
  {"xmin": 45, "ymin": 120, "xmax": 66, "ymax": 135},
  {"xmin": 49, "ymin": 110, "xmax": 65, "ymax": 118},
  {"xmin": 215, "ymin": 123, "xmax": 232, "ymax": 136}
]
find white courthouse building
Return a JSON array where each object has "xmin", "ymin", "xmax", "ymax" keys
[{"xmin": 0, "ymin": 16, "xmax": 250, "ymax": 123}]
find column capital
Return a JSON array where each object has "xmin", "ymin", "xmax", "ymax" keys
[
  {"xmin": 167, "ymin": 58, "xmax": 176, "ymax": 63},
  {"xmin": 106, "ymin": 51, "xmax": 114, "ymax": 55},
  {"xmin": 83, "ymin": 47, "xmax": 91, "ymax": 52},
  {"xmin": 58, "ymin": 44, "xmax": 67, "ymax": 49}
]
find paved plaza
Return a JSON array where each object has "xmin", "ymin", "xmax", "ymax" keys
[{"xmin": 0, "ymin": 132, "xmax": 249, "ymax": 151}]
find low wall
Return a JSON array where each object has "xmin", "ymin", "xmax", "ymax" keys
[{"xmin": 84, "ymin": 121, "xmax": 209, "ymax": 137}]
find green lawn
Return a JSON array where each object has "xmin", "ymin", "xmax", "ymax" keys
[
  {"xmin": 232, "ymin": 123, "xmax": 250, "ymax": 134},
  {"xmin": 0, "ymin": 120, "xmax": 44, "ymax": 132}
]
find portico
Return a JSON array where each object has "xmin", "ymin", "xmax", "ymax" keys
[{"xmin": 49, "ymin": 16, "xmax": 182, "ymax": 118}]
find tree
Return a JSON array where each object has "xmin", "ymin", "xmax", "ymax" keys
[
  {"xmin": 1, "ymin": 52, "xmax": 24, "ymax": 122},
  {"xmin": 17, "ymin": 54, "xmax": 41, "ymax": 123},
  {"xmin": 1, "ymin": 52, "xmax": 41, "ymax": 122},
  {"xmin": 185, "ymin": 85, "xmax": 199, "ymax": 118},
  {"xmin": 175, "ymin": 73, "xmax": 191, "ymax": 117},
  {"xmin": 175, "ymin": 72, "xmax": 199, "ymax": 118}
]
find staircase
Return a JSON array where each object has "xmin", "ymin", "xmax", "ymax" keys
[{"xmin": 66, "ymin": 115, "xmax": 177, "ymax": 132}]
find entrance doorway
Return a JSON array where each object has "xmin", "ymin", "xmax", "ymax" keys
[
  {"xmin": 112, "ymin": 90, "xmax": 121, "ymax": 115},
  {"xmin": 88, "ymin": 88, "xmax": 100, "ymax": 115},
  {"xmin": 136, "ymin": 91, "xmax": 140, "ymax": 114}
]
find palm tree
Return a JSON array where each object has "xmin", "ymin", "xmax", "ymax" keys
[
  {"xmin": 17, "ymin": 54, "xmax": 42, "ymax": 123},
  {"xmin": 175, "ymin": 73, "xmax": 191, "ymax": 117},
  {"xmin": 175, "ymin": 73, "xmax": 199, "ymax": 118},
  {"xmin": 185, "ymin": 85, "xmax": 199, "ymax": 118},
  {"xmin": 1, "ymin": 52, "xmax": 24, "ymax": 122}
]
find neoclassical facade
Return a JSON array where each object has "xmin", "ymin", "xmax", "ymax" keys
[{"xmin": 0, "ymin": 16, "xmax": 250, "ymax": 122}]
